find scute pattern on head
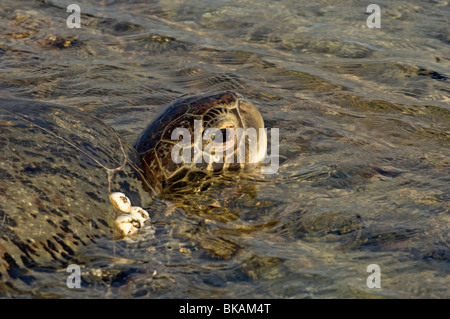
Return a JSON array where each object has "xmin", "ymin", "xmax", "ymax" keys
[
  {"xmin": 134, "ymin": 91, "xmax": 266, "ymax": 189},
  {"xmin": 0, "ymin": 91, "xmax": 266, "ymax": 293}
]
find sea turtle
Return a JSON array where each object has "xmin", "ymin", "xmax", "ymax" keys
[{"xmin": 0, "ymin": 91, "xmax": 266, "ymax": 291}]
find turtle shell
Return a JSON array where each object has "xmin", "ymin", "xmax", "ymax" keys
[
  {"xmin": 0, "ymin": 91, "xmax": 266, "ymax": 291},
  {"xmin": 0, "ymin": 97, "xmax": 154, "ymax": 286},
  {"xmin": 134, "ymin": 91, "xmax": 267, "ymax": 190}
]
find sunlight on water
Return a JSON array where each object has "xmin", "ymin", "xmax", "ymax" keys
[{"xmin": 0, "ymin": 0, "xmax": 448, "ymax": 298}]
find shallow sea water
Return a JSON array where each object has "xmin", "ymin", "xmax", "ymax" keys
[{"xmin": 0, "ymin": 0, "xmax": 449, "ymax": 298}]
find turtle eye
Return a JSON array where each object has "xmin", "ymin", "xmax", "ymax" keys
[
  {"xmin": 210, "ymin": 128, "xmax": 229, "ymax": 142},
  {"xmin": 219, "ymin": 129, "xmax": 228, "ymax": 142}
]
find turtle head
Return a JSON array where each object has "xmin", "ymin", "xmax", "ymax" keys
[
  {"xmin": 135, "ymin": 91, "xmax": 267, "ymax": 190},
  {"xmin": 200, "ymin": 92, "xmax": 267, "ymax": 171},
  {"xmin": 235, "ymin": 96, "xmax": 267, "ymax": 165}
]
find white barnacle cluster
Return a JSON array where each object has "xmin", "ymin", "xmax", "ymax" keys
[{"xmin": 109, "ymin": 192, "xmax": 150, "ymax": 237}]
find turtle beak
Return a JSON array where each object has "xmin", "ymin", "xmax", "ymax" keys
[{"xmin": 237, "ymin": 98, "xmax": 267, "ymax": 165}]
